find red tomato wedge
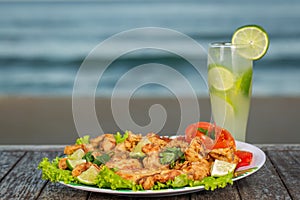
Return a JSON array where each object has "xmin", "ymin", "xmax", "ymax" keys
[
  {"xmin": 185, "ymin": 122, "xmax": 215, "ymax": 149},
  {"xmin": 185, "ymin": 121, "xmax": 236, "ymax": 149},
  {"xmin": 213, "ymin": 128, "xmax": 236, "ymax": 149},
  {"xmin": 235, "ymin": 150, "xmax": 253, "ymax": 168}
]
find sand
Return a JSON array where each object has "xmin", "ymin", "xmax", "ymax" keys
[{"xmin": 0, "ymin": 96, "xmax": 299, "ymax": 144}]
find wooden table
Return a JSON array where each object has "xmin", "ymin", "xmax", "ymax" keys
[{"xmin": 0, "ymin": 144, "xmax": 299, "ymax": 200}]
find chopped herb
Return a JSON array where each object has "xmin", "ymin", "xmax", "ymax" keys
[
  {"xmin": 198, "ymin": 127, "xmax": 208, "ymax": 135},
  {"xmin": 114, "ymin": 131, "xmax": 129, "ymax": 144},
  {"xmin": 82, "ymin": 151, "xmax": 94, "ymax": 162},
  {"xmin": 159, "ymin": 147, "xmax": 184, "ymax": 167},
  {"xmin": 198, "ymin": 127, "xmax": 216, "ymax": 140},
  {"xmin": 75, "ymin": 135, "xmax": 90, "ymax": 145},
  {"xmin": 83, "ymin": 152, "xmax": 111, "ymax": 166},
  {"xmin": 94, "ymin": 154, "xmax": 111, "ymax": 165}
]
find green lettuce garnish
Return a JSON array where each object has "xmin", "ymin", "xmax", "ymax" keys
[
  {"xmin": 38, "ymin": 134, "xmax": 234, "ymax": 192},
  {"xmin": 75, "ymin": 135, "xmax": 90, "ymax": 144},
  {"xmin": 38, "ymin": 157, "xmax": 76, "ymax": 184},
  {"xmin": 152, "ymin": 174, "xmax": 188, "ymax": 190},
  {"xmin": 190, "ymin": 173, "xmax": 234, "ymax": 191},
  {"xmin": 95, "ymin": 166, "xmax": 137, "ymax": 190},
  {"xmin": 38, "ymin": 157, "xmax": 233, "ymax": 191},
  {"xmin": 114, "ymin": 131, "xmax": 129, "ymax": 144},
  {"xmin": 151, "ymin": 173, "xmax": 233, "ymax": 191},
  {"xmin": 172, "ymin": 174, "xmax": 190, "ymax": 188}
]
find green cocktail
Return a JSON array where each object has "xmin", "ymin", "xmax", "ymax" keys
[
  {"xmin": 207, "ymin": 25, "xmax": 269, "ymax": 142},
  {"xmin": 208, "ymin": 43, "xmax": 252, "ymax": 141}
]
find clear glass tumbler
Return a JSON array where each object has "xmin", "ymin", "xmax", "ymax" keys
[{"xmin": 207, "ymin": 42, "xmax": 253, "ymax": 142}]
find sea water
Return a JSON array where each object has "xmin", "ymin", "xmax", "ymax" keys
[{"xmin": 0, "ymin": 0, "xmax": 300, "ymax": 97}]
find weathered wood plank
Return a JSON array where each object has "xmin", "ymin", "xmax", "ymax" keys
[
  {"xmin": 0, "ymin": 146, "xmax": 299, "ymax": 200},
  {"xmin": 191, "ymin": 184, "xmax": 240, "ymax": 200},
  {"xmin": 38, "ymin": 182, "xmax": 89, "ymax": 200},
  {"xmin": 0, "ymin": 151, "xmax": 25, "ymax": 181},
  {"xmin": 89, "ymin": 192, "xmax": 190, "ymax": 200},
  {"xmin": 258, "ymin": 144, "xmax": 300, "ymax": 151},
  {"xmin": 88, "ymin": 182, "xmax": 239, "ymax": 199},
  {"xmin": 237, "ymin": 156, "xmax": 291, "ymax": 200},
  {"xmin": 89, "ymin": 192, "xmax": 132, "ymax": 200},
  {"xmin": 267, "ymin": 150, "xmax": 300, "ymax": 199},
  {"xmin": 0, "ymin": 151, "xmax": 59, "ymax": 199}
]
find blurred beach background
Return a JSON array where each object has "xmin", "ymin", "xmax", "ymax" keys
[{"xmin": 0, "ymin": 0, "xmax": 299, "ymax": 144}]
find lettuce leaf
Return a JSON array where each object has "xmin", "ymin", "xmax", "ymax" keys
[
  {"xmin": 151, "ymin": 173, "xmax": 233, "ymax": 191},
  {"xmin": 38, "ymin": 157, "xmax": 76, "ymax": 184},
  {"xmin": 38, "ymin": 156, "xmax": 233, "ymax": 191},
  {"xmin": 114, "ymin": 131, "xmax": 129, "ymax": 144},
  {"xmin": 75, "ymin": 135, "xmax": 90, "ymax": 144},
  {"xmin": 190, "ymin": 173, "xmax": 234, "ymax": 191},
  {"xmin": 95, "ymin": 166, "xmax": 137, "ymax": 190}
]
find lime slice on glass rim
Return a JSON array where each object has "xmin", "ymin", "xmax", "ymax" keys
[
  {"xmin": 232, "ymin": 25, "xmax": 269, "ymax": 60},
  {"xmin": 211, "ymin": 159, "xmax": 237, "ymax": 177},
  {"xmin": 77, "ymin": 165, "xmax": 100, "ymax": 185},
  {"xmin": 208, "ymin": 66, "xmax": 235, "ymax": 91}
]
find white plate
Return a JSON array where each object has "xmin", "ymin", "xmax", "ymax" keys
[{"xmin": 60, "ymin": 141, "xmax": 265, "ymax": 197}]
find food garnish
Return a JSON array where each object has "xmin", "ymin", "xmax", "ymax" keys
[
  {"xmin": 231, "ymin": 24, "xmax": 269, "ymax": 60},
  {"xmin": 38, "ymin": 123, "xmax": 253, "ymax": 191},
  {"xmin": 235, "ymin": 150, "xmax": 253, "ymax": 168}
]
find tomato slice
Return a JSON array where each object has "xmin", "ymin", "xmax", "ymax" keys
[
  {"xmin": 213, "ymin": 128, "xmax": 236, "ymax": 149},
  {"xmin": 185, "ymin": 121, "xmax": 236, "ymax": 149},
  {"xmin": 185, "ymin": 123, "xmax": 197, "ymax": 143},
  {"xmin": 235, "ymin": 150, "xmax": 253, "ymax": 168},
  {"xmin": 185, "ymin": 122, "xmax": 214, "ymax": 148}
]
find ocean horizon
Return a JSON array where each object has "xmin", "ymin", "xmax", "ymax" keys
[{"xmin": 0, "ymin": 0, "xmax": 300, "ymax": 97}]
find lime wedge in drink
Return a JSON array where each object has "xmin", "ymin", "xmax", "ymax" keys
[
  {"xmin": 232, "ymin": 25, "xmax": 269, "ymax": 60},
  {"xmin": 234, "ymin": 68, "xmax": 252, "ymax": 96},
  {"xmin": 211, "ymin": 159, "xmax": 237, "ymax": 177},
  {"xmin": 208, "ymin": 66, "xmax": 235, "ymax": 91},
  {"xmin": 68, "ymin": 149, "xmax": 85, "ymax": 160},
  {"xmin": 210, "ymin": 93, "xmax": 235, "ymax": 129},
  {"xmin": 77, "ymin": 165, "xmax": 99, "ymax": 185},
  {"xmin": 66, "ymin": 159, "xmax": 86, "ymax": 170},
  {"xmin": 240, "ymin": 68, "xmax": 252, "ymax": 96}
]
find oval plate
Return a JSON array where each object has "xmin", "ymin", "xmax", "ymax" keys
[{"xmin": 60, "ymin": 141, "xmax": 265, "ymax": 197}]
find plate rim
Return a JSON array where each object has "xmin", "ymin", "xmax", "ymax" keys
[{"xmin": 60, "ymin": 141, "xmax": 266, "ymax": 196}]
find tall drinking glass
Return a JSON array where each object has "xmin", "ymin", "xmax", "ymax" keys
[{"xmin": 207, "ymin": 42, "xmax": 253, "ymax": 142}]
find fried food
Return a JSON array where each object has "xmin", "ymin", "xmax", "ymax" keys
[{"xmin": 55, "ymin": 131, "xmax": 241, "ymax": 190}]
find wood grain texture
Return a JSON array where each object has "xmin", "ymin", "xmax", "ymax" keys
[
  {"xmin": 236, "ymin": 157, "xmax": 291, "ymax": 200},
  {"xmin": 267, "ymin": 150, "xmax": 300, "ymax": 199},
  {"xmin": 190, "ymin": 185, "xmax": 240, "ymax": 200},
  {"xmin": 0, "ymin": 151, "xmax": 25, "ymax": 181},
  {"xmin": 0, "ymin": 151, "xmax": 59, "ymax": 199},
  {"xmin": 89, "ymin": 192, "xmax": 190, "ymax": 200},
  {"xmin": 37, "ymin": 182, "xmax": 89, "ymax": 200},
  {"xmin": 1, "ymin": 146, "xmax": 300, "ymax": 200},
  {"xmin": 258, "ymin": 144, "xmax": 300, "ymax": 151}
]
